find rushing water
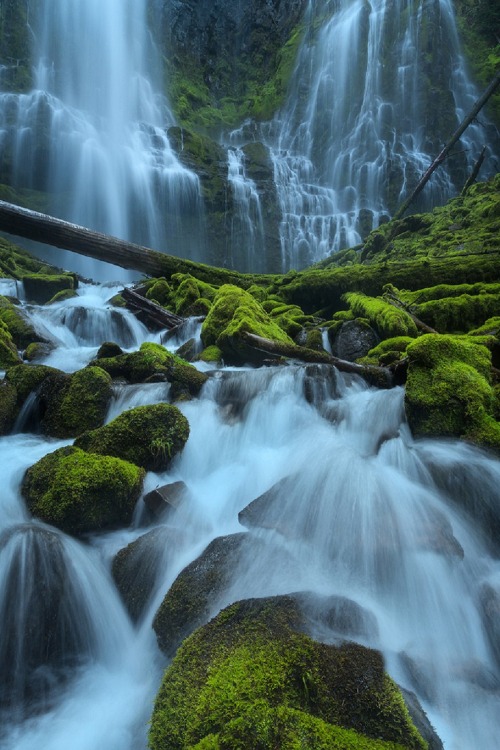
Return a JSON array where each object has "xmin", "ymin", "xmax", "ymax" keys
[
  {"xmin": 1, "ymin": 280, "xmax": 499, "ymax": 749},
  {"xmin": 264, "ymin": 0, "xmax": 499, "ymax": 268},
  {"xmin": 0, "ymin": 0, "xmax": 204, "ymax": 280}
]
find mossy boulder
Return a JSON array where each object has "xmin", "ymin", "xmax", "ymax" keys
[
  {"xmin": 361, "ymin": 337, "xmax": 415, "ymax": 367},
  {"xmin": 0, "ymin": 380, "xmax": 17, "ymax": 433},
  {"xmin": 0, "ymin": 319, "xmax": 21, "ymax": 368},
  {"xmin": 91, "ymin": 342, "xmax": 208, "ymax": 399},
  {"xmin": 0, "ymin": 295, "xmax": 44, "ymax": 350},
  {"xmin": 201, "ymin": 285, "xmax": 294, "ymax": 364},
  {"xmin": 75, "ymin": 403, "xmax": 190, "ymax": 472},
  {"xmin": 5, "ymin": 363, "xmax": 61, "ymax": 405},
  {"xmin": 149, "ymin": 596, "xmax": 428, "ymax": 750},
  {"xmin": 343, "ymin": 293, "xmax": 418, "ymax": 339},
  {"xmin": 405, "ymin": 334, "xmax": 500, "ymax": 453},
  {"xmin": 36, "ymin": 366, "xmax": 113, "ymax": 438},
  {"xmin": 22, "ymin": 273, "xmax": 76, "ymax": 304},
  {"xmin": 21, "ymin": 446, "xmax": 145, "ymax": 535}
]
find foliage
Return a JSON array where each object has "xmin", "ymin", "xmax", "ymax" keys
[{"xmin": 343, "ymin": 293, "xmax": 418, "ymax": 339}]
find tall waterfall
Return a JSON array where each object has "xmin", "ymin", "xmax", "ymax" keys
[
  {"xmin": 0, "ymin": 0, "xmax": 204, "ymax": 279},
  {"xmin": 267, "ymin": 0, "xmax": 498, "ymax": 269}
]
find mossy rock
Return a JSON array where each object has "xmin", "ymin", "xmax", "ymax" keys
[
  {"xmin": 0, "ymin": 237, "xmax": 56, "ymax": 278},
  {"xmin": 0, "ymin": 380, "xmax": 17, "ymax": 434},
  {"xmin": 145, "ymin": 278, "xmax": 172, "ymax": 307},
  {"xmin": 5, "ymin": 363, "xmax": 61, "ymax": 405},
  {"xmin": 21, "ymin": 446, "xmax": 145, "ymax": 535},
  {"xmin": 0, "ymin": 295, "xmax": 44, "ymax": 349},
  {"xmin": 169, "ymin": 274, "xmax": 217, "ymax": 316},
  {"xmin": 75, "ymin": 403, "xmax": 190, "ymax": 472},
  {"xmin": 149, "ymin": 596, "xmax": 428, "ymax": 750},
  {"xmin": 201, "ymin": 285, "xmax": 294, "ymax": 364},
  {"xmin": 405, "ymin": 334, "xmax": 500, "ymax": 453},
  {"xmin": 343, "ymin": 293, "xmax": 418, "ymax": 339},
  {"xmin": 46, "ymin": 289, "xmax": 78, "ymax": 305},
  {"xmin": 36, "ymin": 366, "xmax": 113, "ymax": 438},
  {"xmin": 196, "ymin": 345, "xmax": 223, "ymax": 364},
  {"xmin": 0, "ymin": 319, "xmax": 21, "ymax": 368},
  {"xmin": 91, "ymin": 342, "xmax": 208, "ymax": 398},
  {"xmin": 22, "ymin": 273, "xmax": 76, "ymax": 304},
  {"xmin": 361, "ymin": 337, "xmax": 415, "ymax": 367}
]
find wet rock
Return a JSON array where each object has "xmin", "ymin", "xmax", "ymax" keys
[
  {"xmin": 143, "ymin": 480, "xmax": 190, "ymax": 519},
  {"xmin": 293, "ymin": 591, "xmax": 379, "ymax": 641},
  {"xmin": 331, "ymin": 319, "xmax": 380, "ymax": 362},
  {"xmin": 22, "ymin": 273, "xmax": 76, "ymax": 304},
  {"xmin": 96, "ymin": 341, "xmax": 123, "ymax": 358},
  {"xmin": 112, "ymin": 526, "xmax": 178, "ymax": 622},
  {"xmin": 400, "ymin": 687, "xmax": 444, "ymax": 750},
  {"xmin": 479, "ymin": 582, "xmax": 500, "ymax": 667},
  {"xmin": 238, "ymin": 476, "xmax": 298, "ymax": 536}
]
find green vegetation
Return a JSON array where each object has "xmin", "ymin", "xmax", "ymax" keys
[
  {"xmin": 0, "ymin": 318, "xmax": 21, "ymax": 368},
  {"xmin": 0, "ymin": 295, "xmax": 43, "ymax": 349},
  {"xmin": 21, "ymin": 445, "xmax": 145, "ymax": 535},
  {"xmin": 149, "ymin": 596, "xmax": 427, "ymax": 750},
  {"xmin": 343, "ymin": 293, "xmax": 418, "ymax": 339},
  {"xmin": 75, "ymin": 402, "xmax": 190, "ymax": 472},
  {"xmin": 22, "ymin": 273, "xmax": 77, "ymax": 304}
]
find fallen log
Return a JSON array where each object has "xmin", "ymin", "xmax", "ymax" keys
[
  {"xmin": 121, "ymin": 287, "xmax": 184, "ymax": 330},
  {"xmin": 0, "ymin": 199, "xmax": 245, "ymax": 286},
  {"xmin": 383, "ymin": 290, "xmax": 438, "ymax": 334},
  {"xmin": 241, "ymin": 332, "xmax": 393, "ymax": 388}
]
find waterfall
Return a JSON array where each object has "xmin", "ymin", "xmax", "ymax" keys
[
  {"xmin": 227, "ymin": 148, "xmax": 266, "ymax": 272},
  {"xmin": 0, "ymin": 0, "xmax": 204, "ymax": 280},
  {"xmin": 267, "ymin": 0, "xmax": 498, "ymax": 267},
  {"xmin": 1, "ymin": 283, "xmax": 499, "ymax": 749}
]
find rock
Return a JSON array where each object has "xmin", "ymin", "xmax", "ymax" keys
[
  {"xmin": 75, "ymin": 403, "xmax": 190, "ymax": 472},
  {"xmin": 22, "ymin": 272, "xmax": 76, "ymax": 304},
  {"xmin": 238, "ymin": 476, "xmax": 298, "ymax": 536},
  {"xmin": 0, "ymin": 379, "xmax": 17, "ymax": 434},
  {"xmin": 479, "ymin": 582, "xmax": 500, "ymax": 667},
  {"xmin": 400, "ymin": 688, "xmax": 444, "ymax": 750},
  {"xmin": 331, "ymin": 319, "xmax": 380, "ymax": 362},
  {"xmin": 112, "ymin": 526, "xmax": 179, "ymax": 622},
  {"xmin": 149, "ymin": 595, "xmax": 429, "ymax": 750},
  {"xmin": 21, "ymin": 446, "xmax": 145, "ymax": 536},
  {"xmin": 96, "ymin": 341, "xmax": 124, "ymax": 358},
  {"xmin": 143, "ymin": 481, "xmax": 190, "ymax": 519}
]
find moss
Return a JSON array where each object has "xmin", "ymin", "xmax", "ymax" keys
[
  {"xmin": 22, "ymin": 273, "xmax": 76, "ymax": 304},
  {"xmin": 145, "ymin": 278, "xmax": 172, "ymax": 307},
  {"xmin": 149, "ymin": 597, "xmax": 427, "ymax": 750},
  {"xmin": 0, "ymin": 237, "xmax": 62, "ymax": 279},
  {"xmin": 360, "ymin": 337, "xmax": 414, "ymax": 366},
  {"xmin": 75, "ymin": 403, "xmax": 190, "ymax": 472},
  {"xmin": 468, "ymin": 316, "xmax": 500, "ymax": 336},
  {"xmin": 0, "ymin": 380, "xmax": 17, "ymax": 434},
  {"xmin": 48, "ymin": 366, "xmax": 113, "ymax": 438},
  {"xmin": 169, "ymin": 274, "xmax": 217, "ymax": 316},
  {"xmin": 0, "ymin": 295, "xmax": 43, "ymax": 349},
  {"xmin": 23, "ymin": 341, "xmax": 54, "ymax": 361},
  {"xmin": 201, "ymin": 285, "xmax": 294, "ymax": 364},
  {"xmin": 21, "ymin": 446, "xmax": 145, "ymax": 536},
  {"xmin": 5, "ymin": 363, "xmax": 60, "ymax": 404},
  {"xmin": 343, "ymin": 293, "xmax": 418, "ymax": 339},
  {"xmin": 46, "ymin": 289, "xmax": 78, "ymax": 305},
  {"xmin": 412, "ymin": 292, "xmax": 500, "ymax": 334},
  {"xmin": 405, "ymin": 334, "xmax": 500, "ymax": 453},
  {"xmin": 91, "ymin": 342, "xmax": 208, "ymax": 397},
  {"xmin": 196, "ymin": 346, "xmax": 223, "ymax": 364},
  {"xmin": 0, "ymin": 319, "xmax": 21, "ymax": 368}
]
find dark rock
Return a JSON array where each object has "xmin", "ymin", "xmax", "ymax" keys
[
  {"xmin": 292, "ymin": 591, "xmax": 379, "ymax": 641},
  {"xmin": 143, "ymin": 481, "xmax": 190, "ymax": 519},
  {"xmin": 96, "ymin": 341, "xmax": 124, "ymax": 358},
  {"xmin": 238, "ymin": 475, "xmax": 299, "ymax": 536},
  {"xmin": 331, "ymin": 319, "xmax": 380, "ymax": 362},
  {"xmin": 112, "ymin": 526, "xmax": 180, "ymax": 622},
  {"xmin": 400, "ymin": 688, "xmax": 444, "ymax": 750},
  {"xmin": 479, "ymin": 583, "xmax": 500, "ymax": 668}
]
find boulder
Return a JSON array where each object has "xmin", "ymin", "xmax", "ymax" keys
[
  {"xmin": 479, "ymin": 582, "xmax": 500, "ymax": 667},
  {"xmin": 331, "ymin": 319, "xmax": 380, "ymax": 362},
  {"xmin": 149, "ymin": 595, "xmax": 429, "ymax": 750},
  {"xmin": 21, "ymin": 446, "xmax": 145, "ymax": 536},
  {"xmin": 143, "ymin": 480, "xmax": 190, "ymax": 519},
  {"xmin": 75, "ymin": 403, "xmax": 190, "ymax": 472},
  {"xmin": 22, "ymin": 272, "xmax": 76, "ymax": 304}
]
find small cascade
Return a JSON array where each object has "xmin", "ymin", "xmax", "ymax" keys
[
  {"xmin": 227, "ymin": 148, "xmax": 266, "ymax": 271},
  {"xmin": 0, "ymin": 0, "xmax": 204, "ymax": 280},
  {"xmin": 267, "ymin": 0, "xmax": 499, "ymax": 266}
]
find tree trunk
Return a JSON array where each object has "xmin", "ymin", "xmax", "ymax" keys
[
  {"xmin": 0, "ymin": 199, "xmax": 244, "ymax": 286},
  {"xmin": 393, "ymin": 70, "xmax": 500, "ymax": 221}
]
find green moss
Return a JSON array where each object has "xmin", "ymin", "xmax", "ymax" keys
[
  {"xmin": 469, "ymin": 316, "xmax": 500, "ymax": 336},
  {"xmin": 0, "ymin": 319, "xmax": 21, "ymax": 368},
  {"xmin": 21, "ymin": 446, "xmax": 145, "ymax": 535},
  {"xmin": 412, "ymin": 292, "xmax": 500, "ymax": 333},
  {"xmin": 5, "ymin": 363, "xmax": 60, "ymax": 404},
  {"xmin": 22, "ymin": 273, "xmax": 76, "ymax": 304},
  {"xmin": 149, "ymin": 597, "xmax": 427, "ymax": 750},
  {"xmin": 360, "ymin": 337, "xmax": 414, "ymax": 366},
  {"xmin": 196, "ymin": 346, "xmax": 223, "ymax": 364},
  {"xmin": 0, "ymin": 295, "xmax": 42, "ymax": 349},
  {"xmin": 75, "ymin": 403, "xmax": 190, "ymax": 472},
  {"xmin": 201, "ymin": 285, "xmax": 294, "ymax": 364},
  {"xmin": 0, "ymin": 380, "xmax": 17, "ymax": 434},
  {"xmin": 46, "ymin": 289, "xmax": 78, "ymax": 305},
  {"xmin": 145, "ymin": 278, "xmax": 172, "ymax": 307},
  {"xmin": 52, "ymin": 366, "xmax": 113, "ymax": 437},
  {"xmin": 343, "ymin": 293, "xmax": 418, "ymax": 339},
  {"xmin": 0, "ymin": 237, "xmax": 64, "ymax": 279},
  {"xmin": 405, "ymin": 334, "xmax": 500, "ymax": 453}
]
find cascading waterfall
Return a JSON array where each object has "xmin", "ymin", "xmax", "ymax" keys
[
  {"xmin": 227, "ymin": 148, "xmax": 266, "ymax": 272},
  {"xmin": 1, "ymin": 282, "xmax": 500, "ymax": 749},
  {"xmin": 0, "ymin": 0, "xmax": 204, "ymax": 280},
  {"xmin": 267, "ymin": 0, "xmax": 498, "ymax": 268}
]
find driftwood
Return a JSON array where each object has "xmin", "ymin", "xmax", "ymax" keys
[
  {"xmin": 241, "ymin": 332, "xmax": 393, "ymax": 388},
  {"xmin": 393, "ymin": 69, "xmax": 500, "ymax": 221},
  {"xmin": 121, "ymin": 287, "xmax": 184, "ymax": 331},
  {"xmin": 0, "ymin": 200, "xmax": 243, "ymax": 286},
  {"xmin": 461, "ymin": 145, "xmax": 487, "ymax": 196}
]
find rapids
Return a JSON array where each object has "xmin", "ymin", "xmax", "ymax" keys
[{"xmin": 0, "ymin": 281, "xmax": 499, "ymax": 750}]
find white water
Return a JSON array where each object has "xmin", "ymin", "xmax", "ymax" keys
[
  {"xmin": 1, "ymin": 281, "xmax": 499, "ymax": 749},
  {"xmin": 227, "ymin": 148, "xmax": 266, "ymax": 272},
  {"xmin": 0, "ymin": 0, "xmax": 204, "ymax": 281},
  {"xmin": 266, "ymin": 0, "xmax": 499, "ymax": 268}
]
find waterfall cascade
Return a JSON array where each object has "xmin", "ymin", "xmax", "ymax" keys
[
  {"xmin": 0, "ymin": 0, "xmax": 204, "ymax": 280},
  {"xmin": 0, "ymin": 282, "xmax": 499, "ymax": 749}
]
